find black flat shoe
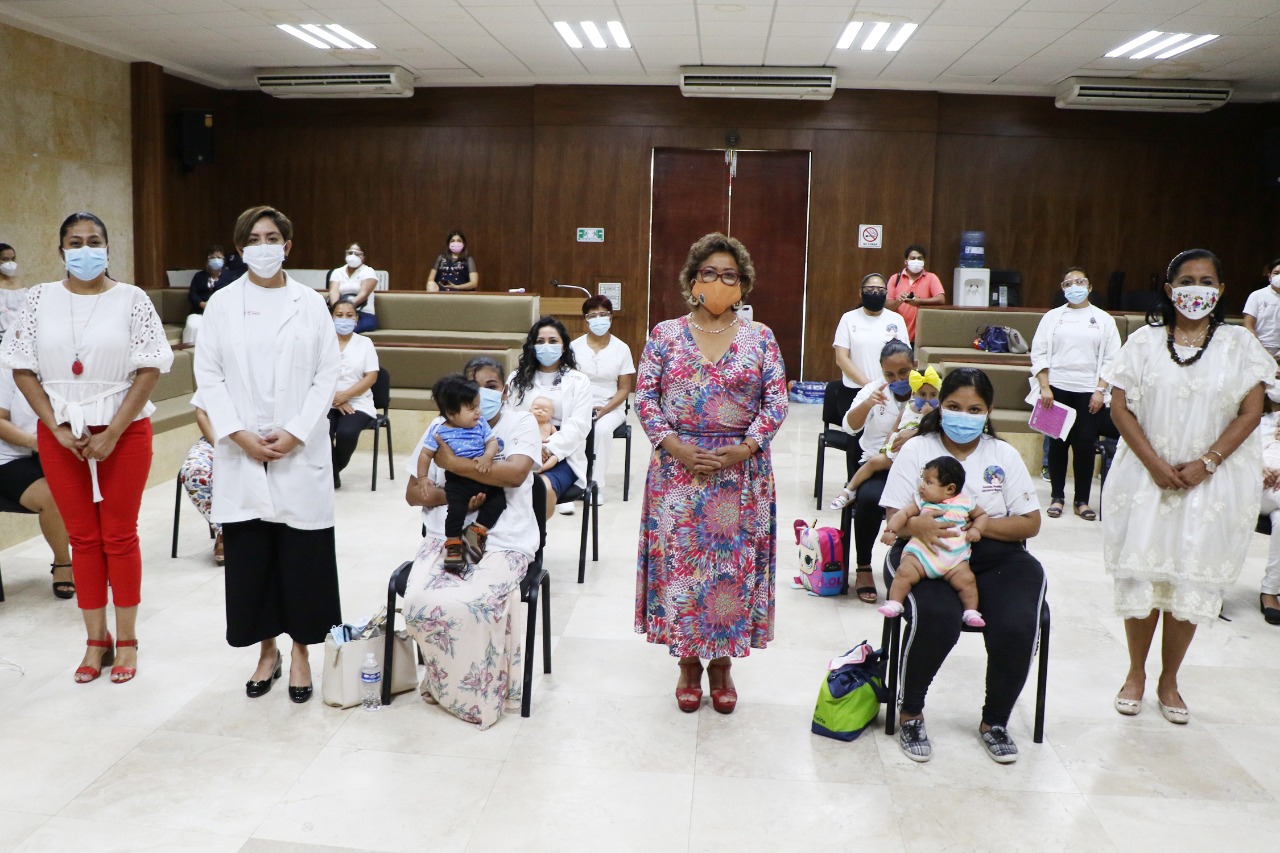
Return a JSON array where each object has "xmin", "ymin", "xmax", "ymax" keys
[
  {"xmin": 1261, "ymin": 594, "xmax": 1280, "ymax": 625},
  {"xmin": 288, "ymin": 685, "xmax": 313, "ymax": 704},
  {"xmin": 246, "ymin": 653, "xmax": 282, "ymax": 698}
]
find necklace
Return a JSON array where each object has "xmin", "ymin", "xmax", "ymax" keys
[
  {"xmin": 687, "ymin": 314, "xmax": 738, "ymax": 334},
  {"xmin": 1166, "ymin": 320, "xmax": 1218, "ymax": 367},
  {"xmin": 68, "ymin": 286, "xmax": 106, "ymax": 376}
]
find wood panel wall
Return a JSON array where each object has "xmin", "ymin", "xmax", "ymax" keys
[{"xmin": 145, "ymin": 73, "xmax": 1280, "ymax": 381}]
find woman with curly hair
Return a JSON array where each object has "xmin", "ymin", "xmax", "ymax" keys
[
  {"xmin": 634, "ymin": 232, "xmax": 788, "ymax": 715},
  {"xmin": 505, "ymin": 316, "xmax": 593, "ymax": 516}
]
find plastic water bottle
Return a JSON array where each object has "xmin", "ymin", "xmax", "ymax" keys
[{"xmin": 360, "ymin": 652, "xmax": 382, "ymax": 712}]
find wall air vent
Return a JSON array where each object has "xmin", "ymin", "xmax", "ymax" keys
[
  {"xmin": 679, "ymin": 67, "xmax": 836, "ymax": 101},
  {"xmin": 255, "ymin": 66, "xmax": 414, "ymax": 98},
  {"xmin": 1055, "ymin": 77, "xmax": 1231, "ymax": 113}
]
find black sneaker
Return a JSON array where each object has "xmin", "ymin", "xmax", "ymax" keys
[
  {"xmin": 979, "ymin": 725, "xmax": 1019, "ymax": 764},
  {"xmin": 1040, "ymin": 466, "xmax": 1050, "ymax": 481},
  {"xmin": 899, "ymin": 719, "xmax": 931, "ymax": 762}
]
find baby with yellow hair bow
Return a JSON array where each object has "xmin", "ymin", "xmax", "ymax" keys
[{"xmin": 828, "ymin": 366, "xmax": 943, "ymax": 511}]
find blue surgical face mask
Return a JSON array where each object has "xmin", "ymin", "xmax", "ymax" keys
[
  {"xmin": 887, "ymin": 378, "xmax": 912, "ymax": 396},
  {"xmin": 208, "ymin": 257, "xmax": 225, "ymax": 271},
  {"xmin": 534, "ymin": 343, "xmax": 562, "ymax": 367},
  {"xmin": 587, "ymin": 316, "xmax": 612, "ymax": 336},
  {"xmin": 940, "ymin": 409, "xmax": 987, "ymax": 444},
  {"xmin": 1064, "ymin": 285, "xmax": 1089, "ymax": 305},
  {"xmin": 478, "ymin": 386, "xmax": 503, "ymax": 420},
  {"xmin": 64, "ymin": 246, "xmax": 108, "ymax": 281},
  {"xmin": 333, "ymin": 317, "xmax": 357, "ymax": 336}
]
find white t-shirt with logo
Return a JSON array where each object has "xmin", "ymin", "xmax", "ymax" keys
[
  {"xmin": 1244, "ymin": 285, "xmax": 1280, "ymax": 355},
  {"xmin": 569, "ymin": 335, "xmax": 635, "ymax": 407},
  {"xmin": 0, "ymin": 368, "xmax": 37, "ymax": 466},
  {"xmin": 336, "ymin": 333, "xmax": 379, "ymax": 418},
  {"xmin": 330, "ymin": 263, "xmax": 377, "ymax": 314},
  {"xmin": 843, "ymin": 383, "xmax": 906, "ymax": 462},
  {"xmin": 407, "ymin": 410, "xmax": 541, "ymax": 558},
  {"xmin": 1029, "ymin": 304, "xmax": 1121, "ymax": 394},
  {"xmin": 880, "ymin": 432, "xmax": 1040, "ymax": 519},
  {"xmin": 832, "ymin": 307, "xmax": 910, "ymax": 388}
]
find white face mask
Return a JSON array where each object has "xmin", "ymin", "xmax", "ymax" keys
[
  {"xmin": 0, "ymin": 261, "xmax": 16, "ymax": 276},
  {"xmin": 345, "ymin": 253, "xmax": 362, "ymax": 268},
  {"xmin": 906, "ymin": 258, "xmax": 925, "ymax": 274},
  {"xmin": 1170, "ymin": 285, "xmax": 1219, "ymax": 321},
  {"xmin": 243, "ymin": 243, "xmax": 286, "ymax": 278},
  {"xmin": 1270, "ymin": 273, "xmax": 1280, "ymax": 290}
]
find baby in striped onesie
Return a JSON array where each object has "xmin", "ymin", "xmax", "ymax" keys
[{"xmin": 880, "ymin": 455, "xmax": 988, "ymax": 628}]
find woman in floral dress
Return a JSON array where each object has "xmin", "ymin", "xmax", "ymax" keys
[{"xmin": 635, "ymin": 233, "xmax": 788, "ymax": 715}]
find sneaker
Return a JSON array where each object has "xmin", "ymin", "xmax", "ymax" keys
[
  {"xmin": 463, "ymin": 523, "xmax": 489, "ymax": 564},
  {"xmin": 443, "ymin": 539, "xmax": 466, "ymax": 574},
  {"xmin": 1040, "ymin": 466, "xmax": 1050, "ymax": 481},
  {"xmin": 978, "ymin": 725, "xmax": 1019, "ymax": 764},
  {"xmin": 556, "ymin": 503, "xmax": 575, "ymax": 516},
  {"xmin": 898, "ymin": 719, "xmax": 932, "ymax": 762}
]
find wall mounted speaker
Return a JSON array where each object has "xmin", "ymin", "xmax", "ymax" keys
[{"xmin": 180, "ymin": 109, "xmax": 214, "ymax": 169}]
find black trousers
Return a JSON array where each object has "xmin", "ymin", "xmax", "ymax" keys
[
  {"xmin": 222, "ymin": 520, "xmax": 342, "ymax": 647},
  {"xmin": 852, "ymin": 468, "xmax": 889, "ymax": 567},
  {"xmin": 328, "ymin": 409, "xmax": 374, "ymax": 475},
  {"xmin": 1046, "ymin": 386, "xmax": 1114, "ymax": 505},
  {"xmin": 884, "ymin": 537, "xmax": 1045, "ymax": 727},
  {"xmin": 443, "ymin": 471, "xmax": 506, "ymax": 538}
]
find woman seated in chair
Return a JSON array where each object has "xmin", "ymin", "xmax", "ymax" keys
[
  {"xmin": 506, "ymin": 317, "xmax": 593, "ymax": 518},
  {"xmin": 0, "ymin": 368, "xmax": 71, "ymax": 598},
  {"xmin": 879, "ymin": 367, "xmax": 1044, "ymax": 766},
  {"xmin": 403, "ymin": 355, "xmax": 540, "ymax": 729},
  {"xmin": 328, "ymin": 298, "xmax": 379, "ymax": 488}
]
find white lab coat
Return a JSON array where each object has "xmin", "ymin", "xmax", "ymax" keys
[
  {"xmin": 506, "ymin": 367, "xmax": 594, "ymax": 488},
  {"xmin": 194, "ymin": 275, "xmax": 341, "ymax": 529}
]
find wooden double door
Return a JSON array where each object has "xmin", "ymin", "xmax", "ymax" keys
[{"xmin": 648, "ymin": 148, "xmax": 811, "ymax": 377}]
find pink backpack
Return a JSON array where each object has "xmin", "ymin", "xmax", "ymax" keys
[{"xmin": 792, "ymin": 519, "xmax": 844, "ymax": 597}]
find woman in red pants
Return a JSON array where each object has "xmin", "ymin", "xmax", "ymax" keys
[{"xmin": 0, "ymin": 212, "xmax": 173, "ymax": 683}]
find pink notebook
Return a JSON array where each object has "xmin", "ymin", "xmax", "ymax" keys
[{"xmin": 1027, "ymin": 401, "xmax": 1077, "ymax": 441}]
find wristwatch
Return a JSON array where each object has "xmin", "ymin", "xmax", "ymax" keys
[{"xmin": 1200, "ymin": 454, "xmax": 1218, "ymax": 474}]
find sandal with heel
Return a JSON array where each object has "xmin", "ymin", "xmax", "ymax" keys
[
  {"xmin": 675, "ymin": 659, "xmax": 703, "ymax": 712},
  {"xmin": 50, "ymin": 563, "xmax": 75, "ymax": 599},
  {"xmin": 74, "ymin": 633, "xmax": 114, "ymax": 684},
  {"xmin": 854, "ymin": 568, "xmax": 877, "ymax": 604},
  {"xmin": 707, "ymin": 660, "xmax": 737, "ymax": 714},
  {"xmin": 111, "ymin": 639, "xmax": 138, "ymax": 683}
]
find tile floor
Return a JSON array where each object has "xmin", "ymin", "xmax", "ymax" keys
[{"xmin": 2, "ymin": 404, "xmax": 1280, "ymax": 852}]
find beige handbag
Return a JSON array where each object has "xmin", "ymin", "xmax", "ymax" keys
[{"xmin": 321, "ymin": 631, "xmax": 419, "ymax": 708}]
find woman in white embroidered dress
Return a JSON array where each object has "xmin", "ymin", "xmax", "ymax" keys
[
  {"xmin": 1103, "ymin": 249, "xmax": 1273, "ymax": 724},
  {"xmin": 1, "ymin": 212, "xmax": 172, "ymax": 684}
]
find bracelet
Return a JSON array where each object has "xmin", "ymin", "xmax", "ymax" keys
[{"xmin": 741, "ymin": 441, "xmax": 757, "ymax": 455}]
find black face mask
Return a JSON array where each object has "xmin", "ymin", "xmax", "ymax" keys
[{"xmin": 861, "ymin": 290, "xmax": 887, "ymax": 312}]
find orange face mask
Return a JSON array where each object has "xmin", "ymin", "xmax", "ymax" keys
[{"xmin": 692, "ymin": 280, "xmax": 742, "ymax": 315}]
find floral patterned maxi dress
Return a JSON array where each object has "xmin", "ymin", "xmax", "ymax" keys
[{"xmin": 635, "ymin": 318, "xmax": 788, "ymax": 658}]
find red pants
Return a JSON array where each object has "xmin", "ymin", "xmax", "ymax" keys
[{"xmin": 38, "ymin": 419, "xmax": 153, "ymax": 610}]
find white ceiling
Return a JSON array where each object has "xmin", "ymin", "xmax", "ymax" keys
[{"xmin": 3, "ymin": 0, "xmax": 1280, "ymax": 99}]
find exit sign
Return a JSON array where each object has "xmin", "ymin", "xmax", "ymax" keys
[{"xmin": 576, "ymin": 227, "xmax": 604, "ymax": 243}]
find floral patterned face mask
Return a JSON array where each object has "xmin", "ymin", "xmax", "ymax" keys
[{"xmin": 1171, "ymin": 285, "xmax": 1219, "ymax": 321}]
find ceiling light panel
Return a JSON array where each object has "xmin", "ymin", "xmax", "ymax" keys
[
  {"xmin": 552, "ymin": 21, "xmax": 631, "ymax": 50},
  {"xmin": 1105, "ymin": 30, "xmax": 1218, "ymax": 60},
  {"xmin": 277, "ymin": 24, "xmax": 377, "ymax": 50},
  {"xmin": 836, "ymin": 21, "xmax": 917, "ymax": 52}
]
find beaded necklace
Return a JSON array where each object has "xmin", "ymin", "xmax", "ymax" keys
[{"xmin": 1165, "ymin": 320, "xmax": 1218, "ymax": 367}]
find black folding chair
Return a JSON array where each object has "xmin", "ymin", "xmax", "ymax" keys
[
  {"xmin": 363, "ymin": 367, "xmax": 394, "ymax": 491},
  {"xmin": 383, "ymin": 477, "xmax": 551, "ymax": 717},
  {"xmin": 814, "ymin": 380, "xmax": 859, "ymax": 510},
  {"xmin": 558, "ymin": 421, "xmax": 599, "ymax": 584},
  {"xmin": 172, "ymin": 473, "xmax": 216, "ymax": 559},
  {"xmin": 613, "ymin": 400, "xmax": 633, "ymax": 502},
  {"xmin": 0, "ymin": 492, "xmax": 34, "ymax": 601}
]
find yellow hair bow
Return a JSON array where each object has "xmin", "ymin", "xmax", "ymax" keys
[{"xmin": 909, "ymin": 366, "xmax": 942, "ymax": 394}]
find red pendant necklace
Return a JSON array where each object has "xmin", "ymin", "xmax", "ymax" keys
[{"xmin": 69, "ymin": 284, "xmax": 105, "ymax": 377}]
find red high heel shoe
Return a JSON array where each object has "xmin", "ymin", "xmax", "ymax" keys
[
  {"xmin": 111, "ymin": 639, "xmax": 138, "ymax": 683},
  {"xmin": 707, "ymin": 660, "xmax": 737, "ymax": 715},
  {"xmin": 74, "ymin": 633, "xmax": 114, "ymax": 684},
  {"xmin": 675, "ymin": 659, "xmax": 703, "ymax": 712}
]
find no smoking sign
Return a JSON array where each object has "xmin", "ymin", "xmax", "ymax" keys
[{"xmin": 857, "ymin": 224, "xmax": 883, "ymax": 249}]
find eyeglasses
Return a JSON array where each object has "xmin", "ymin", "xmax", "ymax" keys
[
  {"xmin": 697, "ymin": 267, "xmax": 740, "ymax": 285},
  {"xmin": 584, "ymin": 311, "xmax": 611, "ymax": 319},
  {"xmin": 346, "ymin": 250, "xmax": 364, "ymax": 257},
  {"xmin": 862, "ymin": 286, "xmax": 887, "ymax": 294},
  {"xmin": 1062, "ymin": 277, "xmax": 1088, "ymax": 287}
]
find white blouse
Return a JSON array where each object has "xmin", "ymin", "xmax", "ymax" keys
[
  {"xmin": 330, "ymin": 263, "xmax": 377, "ymax": 314},
  {"xmin": 570, "ymin": 335, "xmax": 635, "ymax": 407},
  {"xmin": 0, "ymin": 281, "xmax": 173, "ymax": 431},
  {"xmin": 0, "ymin": 286, "xmax": 29, "ymax": 337},
  {"xmin": 336, "ymin": 332, "xmax": 379, "ymax": 418}
]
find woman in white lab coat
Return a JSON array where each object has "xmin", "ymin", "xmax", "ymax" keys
[{"xmin": 194, "ymin": 205, "xmax": 342, "ymax": 704}]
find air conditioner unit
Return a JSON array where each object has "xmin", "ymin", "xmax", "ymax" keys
[
  {"xmin": 1055, "ymin": 77, "xmax": 1231, "ymax": 113},
  {"xmin": 679, "ymin": 66, "xmax": 836, "ymax": 101},
  {"xmin": 255, "ymin": 66, "xmax": 414, "ymax": 99}
]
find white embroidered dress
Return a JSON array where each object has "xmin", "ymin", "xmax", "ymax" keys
[{"xmin": 1101, "ymin": 323, "xmax": 1273, "ymax": 624}]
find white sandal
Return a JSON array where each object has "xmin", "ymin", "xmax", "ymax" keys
[{"xmin": 829, "ymin": 488, "xmax": 855, "ymax": 510}]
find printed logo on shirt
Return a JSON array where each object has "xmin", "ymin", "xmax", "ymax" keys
[
  {"xmin": 886, "ymin": 324, "xmax": 900, "ymax": 336},
  {"xmin": 982, "ymin": 466, "xmax": 1006, "ymax": 489}
]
